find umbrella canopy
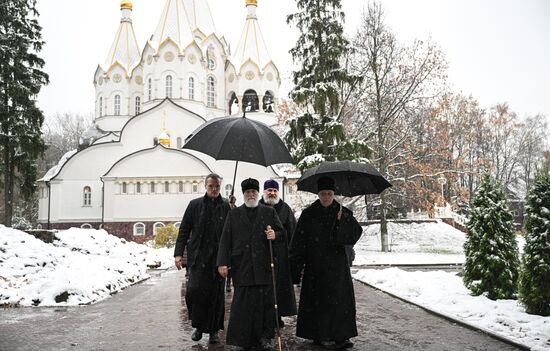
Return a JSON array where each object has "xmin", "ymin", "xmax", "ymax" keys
[
  {"xmin": 183, "ymin": 116, "xmax": 293, "ymax": 166},
  {"xmin": 297, "ymin": 160, "xmax": 392, "ymax": 197}
]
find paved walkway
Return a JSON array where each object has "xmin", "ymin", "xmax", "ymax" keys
[{"xmin": 0, "ymin": 269, "xmax": 522, "ymax": 351}]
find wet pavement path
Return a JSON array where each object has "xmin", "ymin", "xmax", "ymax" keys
[{"xmin": 0, "ymin": 269, "xmax": 522, "ymax": 351}]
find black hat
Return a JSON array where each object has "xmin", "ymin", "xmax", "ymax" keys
[
  {"xmin": 317, "ymin": 176, "xmax": 335, "ymax": 192},
  {"xmin": 263, "ymin": 179, "xmax": 279, "ymax": 190},
  {"xmin": 241, "ymin": 178, "xmax": 260, "ymax": 193}
]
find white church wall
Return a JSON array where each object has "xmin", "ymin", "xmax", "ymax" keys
[{"xmin": 49, "ymin": 180, "xmax": 103, "ymax": 222}]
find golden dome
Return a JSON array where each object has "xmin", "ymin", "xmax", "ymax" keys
[
  {"xmin": 246, "ymin": 0, "xmax": 257, "ymax": 5},
  {"xmin": 120, "ymin": 0, "xmax": 133, "ymax": 10},
  {"xmin": 158, "ymin": 128, "xmax": 170, "ymax": 147}
]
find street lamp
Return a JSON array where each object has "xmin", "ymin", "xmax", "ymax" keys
[{"xmin": 438, "ymin": 176, "xmax": 447, "ymax": 206}]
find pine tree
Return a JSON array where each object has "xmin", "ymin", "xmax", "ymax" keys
[
  {"xmin": 285, "ymin": 0, "xmax": 369, "ymax": 171},
  {"xmin": 463, "ymin": 174, "xmax": 520, "ymax": 300},
  {"xmin": 0, "ymin": 0, "xmax": 48, "ymax": 226},
  {"xmin": 519, "ymin": 168, "xmax": 550, "ymax": 315}
]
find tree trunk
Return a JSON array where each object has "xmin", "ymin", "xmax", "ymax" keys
[
  {"xmin": 3, "ymin": 147, "xmax": 13, "ymax": 227},
  {"xmin": 380, "ymin": 192, "xmax": 389, "ymax": 252}
]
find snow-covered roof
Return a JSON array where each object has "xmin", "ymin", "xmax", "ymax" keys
[
  {"xmin": 229, "ymin": 1, "xmax": 275, "ymax": 73},
  {"xmin": 38, "ymin": 149, "xmax": 78, "ymax": 182},
  {"xmin": 102, "ymin": 4, "xmax": 141, "ymax": 75},
  {"xmin": 149, "ymin": 0, "xmax": 219, "ymax": 54}
]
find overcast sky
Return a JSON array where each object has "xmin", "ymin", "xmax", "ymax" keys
[{"xmin": 36, "ymin": 0, "xmax": 550, "ymax": 123}]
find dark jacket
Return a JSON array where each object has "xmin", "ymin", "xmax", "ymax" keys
[
  {"xmin": 216, "ymin": 204, "xmax": 284, "ymax": 287},
  {"xmin": 289, "ymin": 199, "xmax": 363, "ymax": 342},
  {"xmin": 174, "ymin": 194, "xmax": 230, "ymax": 268},
  {"xmin": 259, "ymin": 198, "xmax": 297, "ymax": 316}
]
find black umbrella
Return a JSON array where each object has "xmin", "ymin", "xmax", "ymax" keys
[
  {"xmin": 296, "ymin": 160, "xmax": 392, "ymax": 196},
  {"xmin": 182, "ymin": 115, "xmax": 293, "ymax": 195}
]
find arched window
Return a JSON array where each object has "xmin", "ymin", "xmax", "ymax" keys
[
  {"xmin": 228, "ymin": 92, "xmax": 238, "ymax": 115},
  {"xmin": 192, "ymin": 182, "xmax": 199, "ymax": 193},
  {"xmin": 114, "ymin": 95, "xmax": 121, "ymax": 115},
  {"xmin": 122, "ymin": 182, "xmax": 127, "ymax": 194},
  {"xmin": 165, "ymin": 75, "xmax": 173, "ymax": 98},
  {"xmin": 243, "ymin": 89, "xmax": 259, "ymax": 112},
  {"xmin": 37, "ymin": 223, "xmax": 43, "ymax": 229},
  {"xmin": 83, "ymin": 186, "xmax": 91, "ymax": 206},
  {"xmin": 225, "ymin": 184, "xmax": 233, "ymax": 197},
  {"xmin": 164, "ymin": 181, "xmax": 170, "ymax": 193},
  {"xmin": 81, "ymin": 223, "xmax": 92, "ymax": 229},
  {"xmin": 263, "ymin": 91, "xmax": 274, "ymax": 112},
  {"xmin": 135, "ymin": 96, "xmax": 141, "ymax": 115},
  {"xmin": 174, "ymin": 222, "xmax": 181, "ymax": 228},
  {"xmin": 133, "ymin": 222, "xmax": 145, "ymax": 236},
  {"xmin": 150, "ymin": 182, "xmax": 156, "ymax": 193},
  {"xmin": 207, "ymin": 76, "xmax": 215, "ymax": 107},
  {"xmin": 153, "ymin": 222, "xmax": 165, "ymax": 236},
  {"xmin": 188, "ymin": 77, "xmax": 195, "ymax": 100},
  {"xmin": 178, "ymin": 181, "xmax": 184, "ymax": 193},
  {"xmin": 148, "ymin": 78, "xmax": 152, "ymax": 101},
  {"xmin": 177, "ymin": 137, "xmax": 182, "ymax": 149},
  {"xmin": 136, "ymin": 182, "xmax": 141, "ymax": 194},
  {"xmin": 99, "ymin": 97, "xmax": 103, "ymax": 117}
]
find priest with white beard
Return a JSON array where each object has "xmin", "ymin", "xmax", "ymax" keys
[{"xmin": 217, "ymin": 178, "xmax": 285, "ymax": 351}]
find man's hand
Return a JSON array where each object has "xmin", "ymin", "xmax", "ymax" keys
[
  {"xmin": 265, "ymin": 225, "xmax": 275, "ymax": 241},
  {"xmin": 175, "ymin": 256, "xmax": 184, "ymax": 270},
  {"xmin": 218, "ymin": 266, "xmax": 228, "ymax": 278}
]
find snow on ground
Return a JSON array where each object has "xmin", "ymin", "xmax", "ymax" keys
[
  {"xmin": 352, "ymin": 220, "xmax": 545, "ymax": 350},
  {"xmin": 0, "ymin": 227, "xmax": 173, "ymax": 307}
]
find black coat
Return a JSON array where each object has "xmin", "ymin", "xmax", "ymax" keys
[
  {"xmin": 174, "ymin": 194, "xmax": 230, "ymax": 267},
  {"xmin": 289, "ymin": 199, "xmax": 363, "ymax": 342},
  {"xmin": 259, "ymin": 198, "xmax": 297, "ymax": 316},
  {"xmin": 216, "ymin": 204, "xmax": 285, "ymax": 287}
]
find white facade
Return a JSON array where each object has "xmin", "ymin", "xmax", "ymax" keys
[{"xmin": 38, "ymin": 0, "xmax": 284, "ymax": 238}]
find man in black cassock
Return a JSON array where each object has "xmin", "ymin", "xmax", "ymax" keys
[
  {"xmin": 289, "ymin": 176, "xmax": 363, "ymax": 350},
  {"xmin": 174, "ymin": 173, "xmax": 231, "ymax": 344},
  {"xmin": 259, "ymin": 179, "xmax": 297, "ymax": 326},
  {"xmin": 217, "ymin": 178, "xmax": 285, "ymax": 351}
]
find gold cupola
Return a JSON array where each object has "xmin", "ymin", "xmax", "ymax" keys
[
  {"xmin": 158, "ymin": 128, "xmax": 171, "ymax": 147},
  {"xmin": 121, "ymin": 0, "xmax": 133, "ymax": 10},
  {"xmin": 246, "ymin": 0, "xmax": 258, "ymax": 5}
]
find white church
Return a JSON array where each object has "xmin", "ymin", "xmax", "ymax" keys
[{"xmin": 37, "ymin": 0, "xmax": 294, "ymax": 241}]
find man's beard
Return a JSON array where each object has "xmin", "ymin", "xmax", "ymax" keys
[
  {"xmin": 244, "ymin": 197, "xmax": 260, "ymax": 208},
  {"xmin": 262, "ymin": 193, "xmax": 280, "ymax": 206}
]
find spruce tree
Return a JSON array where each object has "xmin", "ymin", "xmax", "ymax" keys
[
  {"xmin": 519, "ymin": 168, "xmax": 550, "ymax": 315},
  {"xmin": 0, "ymin": 0, "xmax": 48, "ymax": 226},
  {"xmin": 463, "ymin": 174, "xmax": 520, "ymax": 300},
  {"xmin": 285, "ymin": 0, "xmax": 369, "ymax": 171}
]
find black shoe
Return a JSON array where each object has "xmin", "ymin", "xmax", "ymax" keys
[
  {"xmin": 277, "ymin": 317, "xmax": 285, "ymax": 327},
  {"xmin": 335, "ymin": 339, "xmax": 353, "ymax": 349},
  {"xmin": 259, "ymin": 338, "xmax": 273, "ymax": 350},
  {"xmin": 209, "ymin": 332, "xmax": 220, "ymax": 344},
  {"xmin": 191, "ymin": 328, "xmax": 202, "ymax": 341}
]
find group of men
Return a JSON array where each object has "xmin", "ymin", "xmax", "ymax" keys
[{"xmin": 174, "ymin": 174, "xmax": 363, "ymax": 350}]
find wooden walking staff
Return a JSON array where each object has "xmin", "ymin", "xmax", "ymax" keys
[{"xmin": 266, "ymin": 225, "xmax": 283, "ymax": 351}]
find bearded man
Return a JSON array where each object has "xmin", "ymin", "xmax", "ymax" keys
[
  {"xmin": 259, "ymin": 179, "xmax": 297, "ymax": 326},
  {"xmin": 217, "ymin": 178, "xmax": 285, "ymax": 350}
]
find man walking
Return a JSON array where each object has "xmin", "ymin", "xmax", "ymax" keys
[
  {"xmin": 259, "ymin": 179, "xmax": 297, "ymax": 326},
  {"xmin": 289, "ymin": 176, "xmax": 363, "ymax": 349},
  {"xmin": 217, "ymin": 178, "xmax": 285, "ymax": 350},
  {"xmin": 174, "ymin": 173, "xmax": 231, "ymax": 344}
]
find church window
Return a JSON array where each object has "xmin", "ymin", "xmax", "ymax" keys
[
  {"xmin": 83, "ymin": 186, "xmax": 91, "ymax": 206},
  {"xmin": 243, "ymin": 89, "xmax": 259, "ymax": 112},
  {"xmin": 207, "ymin": 47, "xmax": 216, "ymax": 70},
  {"xmin": 174, "ymin": 222, "xmax": 181, "ymax": 228},
  {"xmin": 133, "ymin": 222, "xmax": 145, "ymax": 236},
  {"xmin": 207, "ymin": 76, "xmax": 215, "ymax": 107},
  {"xmin": 135, "ymin": 96, "xmax": 141, "ymax": 115},
  {"xmin": 178, "ymin": 181, "xmax": 184, "ymax": 193},
  {"xmin": 136, "ymin": 182, "xmax": 141, "ymax": 193},
  {"xmin": 177, "ymin": 137, "xmax": 182, "ymax": 149},
  {"xmin": 122, "ymin": 182, "xmax": 127, "ymax": 194},
  {"xmin": 165, "ymin": 75, "xmax": 173, "ymax": 98},
  {"xmin": 150, "ymin": 182, "xmax": 156, "ymax": 193},
  {"xmin": 81, "ymin": 223, "xmax": 92, "ymax": 229},
  {"xmin": 192, "ymin": 182, "xmax": 198, "ymax": 193},
  {"xmin": 225, "ymin": 184, "xmax": 232, "ymax": 197},
  {"xmin": 114, "ymin": 95, "xmax": 121, "ymax": 115},
  {"xmin": 148, "ymin": 78, "xmax": 152, "ymax": 101},
  {"xmin": 99, "ymin": 97, "xmax": 103, "ymax": 117},
  {"xmin": 164, "ymin": 181, "xmax": 170, "ymax": 193},
  {"xmin": 153, "ymin": 222, "xmax": 165, "ymax": 236},
  {"xmin": 188, "ymin": 77, "xmax": 195, "ymax": 100}
]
